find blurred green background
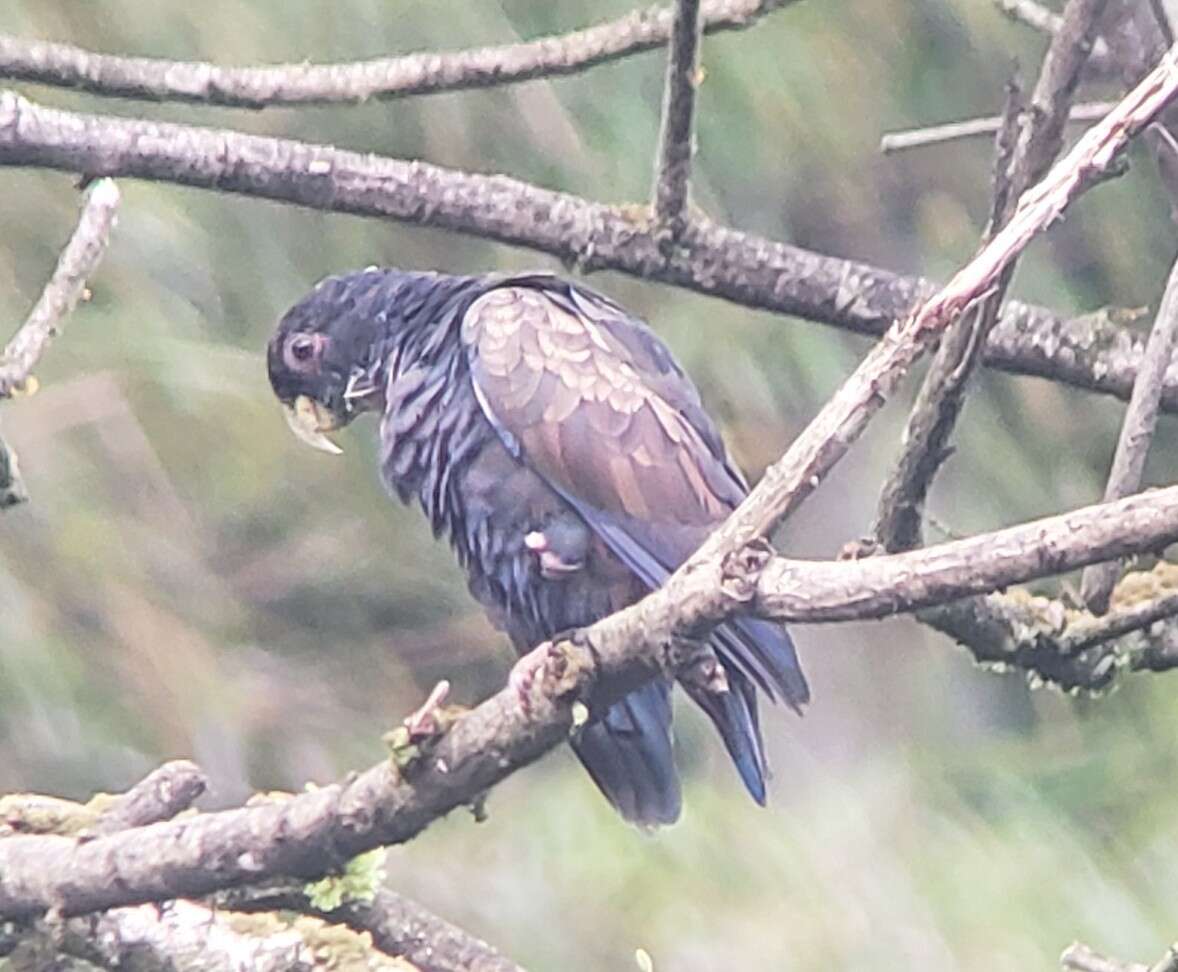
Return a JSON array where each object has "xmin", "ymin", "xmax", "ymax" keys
[{"xmin": 3, "ymin": 2, "xmax": 1178, "ymax": 969}]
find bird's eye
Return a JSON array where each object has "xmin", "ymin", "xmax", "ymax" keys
[{"xmin": 285, "ymin": 333, "xmax": 325, "ymax": 371}]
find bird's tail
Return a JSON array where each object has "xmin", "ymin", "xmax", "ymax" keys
[
  {"xmin": 683, "ymin": 663, "xmax": 769, "ymax": 804},
  {"xmin": 571, "ymin": 679, "xmax": 682, "ymax": 827},
  {"xmin": 714, "ymin": 617, "xmax": 810, "ymax": 712}
]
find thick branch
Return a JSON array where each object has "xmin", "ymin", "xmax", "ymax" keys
[
  {"xmin": 652, "ymin": 0, "xmax": 703, "ymax": 238},
  {"xmin": 1081, "ymin": 254, "xmax": 1178, "ymax": 610},
  {"xmin": 2, "ymin": 485, "xmax": 1177, "ymax": 920},
  {"xmin": 756, "ymin": 489, "xmax": 1178, "ymax": 622},
  {"xmin": 0, "ymin": 177, "xmax": 119, "ymax": 397},
  {"xmin": 1062, "ymin": 942, "xmax": 1178, "ymax": 972},
  {"xmin": 1, "ymin": 92, "xmax": 1175, "ymax": 415},
  {"xmin": 225, "ymin": 883, "xmax": 524, "ymax": 972},
  {"xmin": 43, "ymin": 899, "xmax": 416, "ymax": 971},
  {"xmin": 0, "ymin": 0, "xmax": 792, "ymax": 109}
]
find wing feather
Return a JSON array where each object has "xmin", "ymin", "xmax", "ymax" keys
[{"xmin": 461, "ymin": 278, "xmax": 809, "ymax": 717}]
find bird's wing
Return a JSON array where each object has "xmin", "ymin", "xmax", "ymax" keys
[{"xmin": 460, "ymin": 279, "xmax": 808, "ymax": 710}]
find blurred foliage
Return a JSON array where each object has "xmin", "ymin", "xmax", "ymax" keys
[{"xmin": 2, "ymin": 1, "xmax": 1178, "ymax": 969}]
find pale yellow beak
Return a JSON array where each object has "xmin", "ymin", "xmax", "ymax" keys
[{"xmin": 283, "ymin": 395, "xmax": 343, "ymax": 455}]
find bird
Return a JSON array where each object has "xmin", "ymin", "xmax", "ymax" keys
[{"xmin": 267, "ymin": 268, "xmax": 809, "ymax": 826}]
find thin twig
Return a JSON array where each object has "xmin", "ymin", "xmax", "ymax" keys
[
  {"xmin": 92, "ymin": 759, "xmax": 208, "ymax": 835},
  {"xmin": 0, "ymin": 177, "xmax": 119, "ymax": 397},
  {"xmin": 1081, "ymin": 254, "xmax": 1178, "ymax": 611},
  {"xmin": 0, "ymin": 92, "xmax": 1176, "ymax": 416},
  {"xmin": 880, "ymin": 101, "xmax": 1114, "ymax": 153},
  {"xmin": 872, "ymin": 0, "xmax": 1109, "ymax": 553},
  {"xmin": 652, "ymin": 0, "xmax": 703, "ymax": 240},
  {"xmin": 1061, "ymin": 590, "xmax": 1178, "ymax": 652},
  {"xmin": 0, "ymin": 0, "xmax": 794, "ymax": 109}
]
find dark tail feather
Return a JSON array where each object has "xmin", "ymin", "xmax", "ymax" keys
[
  {"xmin": 571, "ymin": 679, "xmax": 681, "ymax": 826},
  {"xmin": 713, "ymin": 617, "xmax": 810, "ymax": 712},
  {"xmin": 683, "ymin": 664, "xmax": 768, "ymax": 804}
]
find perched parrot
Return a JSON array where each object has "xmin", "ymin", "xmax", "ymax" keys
[{"xmin": 267, "ymin": 269, "xmax": 809, "ymax": 825}]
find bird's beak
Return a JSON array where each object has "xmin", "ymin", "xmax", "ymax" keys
[{"xmin": 283, "ymin": 395, "xmax": 343, "ymax": 455}]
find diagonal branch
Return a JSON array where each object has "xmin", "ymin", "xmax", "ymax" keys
[
  {"xmin": 0, "ymin": 176, "xmax": 120, "ymax": 397},
  {"xmin": 2, "ymin": 52, "xmax": 1177, "ymax": 917},
  {"xmin": 652, "ymin": 0, "xmax": 703, "ymax": 240},
  {"xmin": 0, "ymin": 91, "xmax": 1175, "ymax": 415},
  {"xmin": 0, "ymin": 0, "xmax": 794, "ymax": 109},
  {"xmin": 872, "ymin": 0, "xmax": 1108, "ymax": 554},
  {"xmin": 1081, "ymin": 253, "xmax": 1178, "ymax": 611},
  {"xmin": 1, "ymin": 486, "xmax": 1178, "ymax": 921},
  {"xmin": 994, "ymin": 0, "xmax": 1115, "ymax": 72}
]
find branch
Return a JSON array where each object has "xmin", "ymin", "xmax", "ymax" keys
[
  {"xmin": 994, "ymin": 0, "xmax": 1115, "ymax": 71},
  {"xmin": 919, "ymin": 557, "xmax": 1178, "ymax": 691},
  {"xmin": 652, "ymin": 0, "xmax": 703, "ymax": 240},
  {"xmin": 0, "ymin": 177, "xmax": 119, "ymax": 397},
  {"xmin": 1, "ymin": 760, "xmax": 206, "ymax": 838},
  {"xmin": 1062, "ymin": 941, "xmax": 1178, "ymax": 972},
  {"xmin": 754, "ymin": 489, "xmax": 1178, "ymax": 621},
  {"xmin": 1081, "ymin": 254, "xmax": 1178, "ymax": 610},
  {"xmin": 1, "ymin": 92, "xmax": 1175, "ymax": 417},
  {"xmin": 24, "ymin": 899, "xmax": 416, "ymax": 971},
  {"xmin": 874, "ymin": 0, "xmax": 1108, "ymax": 554},
  {"xmin": 2, "ymin": 493, "xmax": 1178, "ymax": 917},
  {"xmin": 224, "ymin": 883, "xmax": 525, "ymax": 972},
  {"xmin": 91, "ymin": 759, "xmax": 208, "ymax": 835},
  {"xmin": 0, "ymin": 0, "xmax": 793, "ymax": 109},
  {"xmin": 1, "ymin": 44, "xmax": 1175, "ymax": 919},
  {"xmin": 880, "ymin": 101, "xmax": 1114, "ymax": 154},
  {"xmin": 870, "ymin": 75, "xmax": 1025, "ymax": 552},
  {"xmin": 0, "ymin": 773, "xmax": 521, "ymax": 971},
  {"xmin": 0, "ymin": 427, "xmax": 26, "ymax": 508}
]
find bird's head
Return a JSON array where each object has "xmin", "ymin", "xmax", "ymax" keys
[{"xmin": 267, "ymin": 270, "xmax": 402, "ymax": 455}]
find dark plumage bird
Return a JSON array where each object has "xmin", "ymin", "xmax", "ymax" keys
[{"xmin": 267, "ymin": 269, "xmax": 809, "ymax": 826}]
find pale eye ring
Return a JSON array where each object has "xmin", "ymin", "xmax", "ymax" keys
[{"xmin": 285, "ymin": 333, "xmax": 324, "ymax": 370}]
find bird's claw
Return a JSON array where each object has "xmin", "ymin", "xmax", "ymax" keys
[
  {"xmin": 681, "ymin": 653, "xmax": 730, "ymax": 696},
  {"xmin": 524, "ymin": 530, "xmax": 584, "ymax": 580},
  {"xmin": 509, "ymin": 637, "xmax": 593, "ymax": 721},
  {"xmin": 402, "ymin": 680, "xmax": 451, "ymax": 739},
  {"xmin": 384, "ymin": 680, "xmax": 458, "ymax": 773},
  {"xmin": 509, "ymin": 645, "xmax": 551, "ymax": 720}
]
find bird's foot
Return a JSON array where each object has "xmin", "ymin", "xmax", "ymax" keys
[
  {"xmin": 524, "ymin": 530, "xmax": 584, "ymax": 580},
  {"xmin": 509, "ymin": 644, "xmax": 551, "ymax": 720},
  {"xmin": 509, "ymin": 637, "xmax": 590, "ymax": 720},
  {"xmin": 384, "ymin": 680, "xmax": 461, "ymax": 774},
  {"xmin": 680, "ymin": 653, "xmax": 730, "ymax": 696},
  {"xmin": 402, "ymin": 680, "xmax": 451, "ymax": 739}
]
